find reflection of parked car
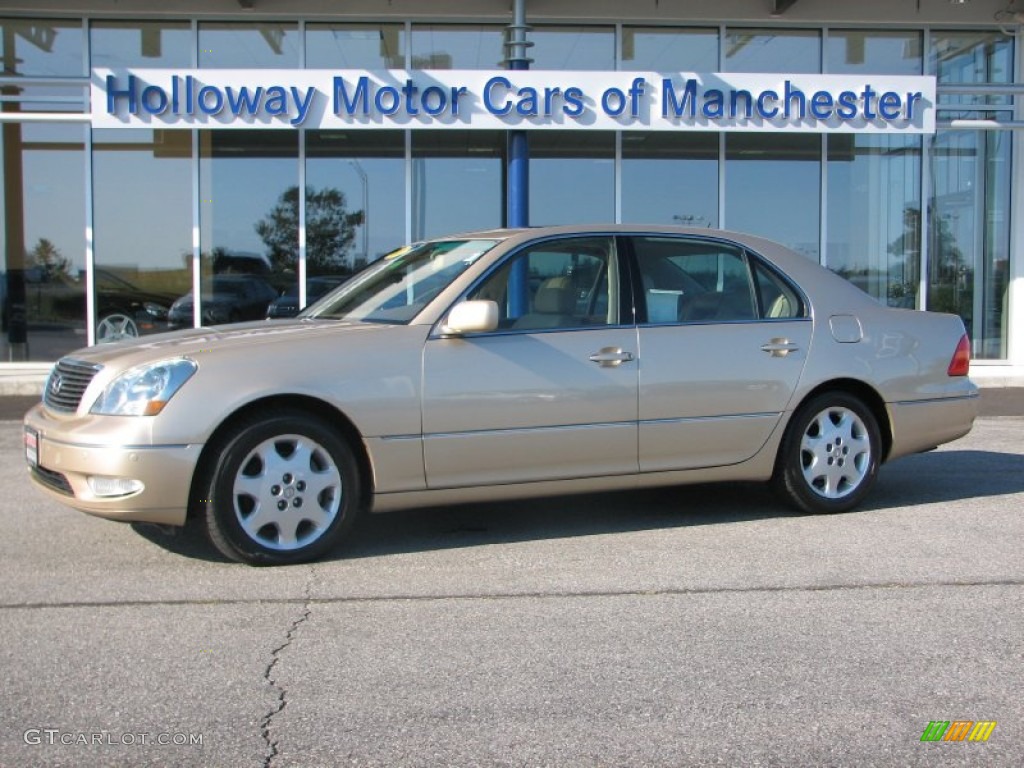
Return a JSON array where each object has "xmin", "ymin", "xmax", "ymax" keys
[
  {"xmin": 5, "ymin": 268, "xmax": 177, "ymax": 343},
  {"xmin": 168, "ymin": 275, "xmax": 279, "ymax": 329},
  {"xmin": 91, "ymin": 271, "xmax": 178, "ymax": 343},
  {"xmin": 266, "ymin": 276, "xmax": 348, "ymax": 319},
  {"xmin": 26, "ymin": 226, "xmax": 978, "ymax": 566}
]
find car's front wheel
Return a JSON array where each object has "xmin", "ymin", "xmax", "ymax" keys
[
  {"xmin": 200, "ymin": 410, "xmax": 361, "ymax": 565},
  {"xmin": 773, "ymin": 392, "xmax": 881, "ymax": 514}
]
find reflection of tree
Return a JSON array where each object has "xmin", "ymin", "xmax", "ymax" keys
[
  {"xmin": 255, "ymin": 186, "xmax": 364, "ymax": 275},
  {"xmin": 885, "ymin": 206, "xmax": 921, "ymax": 304},
  {"xmin": 28, "ymin": 238, "xmax": 72, "ymax": 281},
  {"xmin": 929, "ymin": 208, "xmax": 970, "ymax": 317}
]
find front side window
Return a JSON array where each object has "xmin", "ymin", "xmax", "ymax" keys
[
  {"xmin": 307, "ymin": 239, "xmax": 500, "ymax": 324},
  {"xmin": 467, "ymin": 236, "xmax": 619, "ymax": 331}
]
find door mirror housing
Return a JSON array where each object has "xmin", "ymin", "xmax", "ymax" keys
[{"xmin": 441, "ymin": 300, "xmax": 499, "ymax": 336}]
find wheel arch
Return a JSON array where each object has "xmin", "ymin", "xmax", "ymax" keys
[
  {"xmin": 789, "ymin": 378, "xmax": 893, "ymax": 462},
  {"xmin": 187, "ymin": 394, "xmax": 374, "ymax": 519}
]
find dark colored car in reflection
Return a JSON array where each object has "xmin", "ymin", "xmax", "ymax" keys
[
  {"xmin": 266, "ymin": 275, "xmax": 348, "ymax": 319},
  {"xmin": 4, "ymin": 268, "xmax": 178, "ymax": 343},
  {"xmin": 168, "ymin": 275, "xmax": 279, "ymax": 329}
]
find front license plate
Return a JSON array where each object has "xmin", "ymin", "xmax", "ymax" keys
[{"xmin": 24, "ymin": 427, "xmax": 38, "ymax": 468}]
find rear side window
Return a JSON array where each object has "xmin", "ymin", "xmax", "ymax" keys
[
  {"xmin": 751, "ymin": 259, "xmax": 803, "ymax": 319},
  {"xmin": 632, "ymin": 236, "xmax": 756, "ymax": 324}
]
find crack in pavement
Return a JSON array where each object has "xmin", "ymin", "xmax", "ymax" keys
[
  {"xmin": 0, "ymin": 578, "xmax": 1021, "ymax": 612},
  {"xmin": 260, "ymin": 564, "xmax": 316, "ymax": 768}
]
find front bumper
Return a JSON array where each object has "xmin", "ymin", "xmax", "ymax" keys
[{"xmin": 24, "ymin": 404, "xmax": 202, "ymax": 526}]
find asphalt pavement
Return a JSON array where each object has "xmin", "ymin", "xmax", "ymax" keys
[{"xmin": 0, "ymin": 403, "xmax": 1021, "ymax": 766}]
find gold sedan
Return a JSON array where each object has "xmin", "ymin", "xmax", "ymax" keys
[{"xmin": 24, "ymin": 226, "xmax": 978, "ymax": 565}]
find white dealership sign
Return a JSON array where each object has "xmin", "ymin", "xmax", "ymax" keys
[{"xmin": 93, "ymin": 69, "xmax": 936, "ymax": 133}]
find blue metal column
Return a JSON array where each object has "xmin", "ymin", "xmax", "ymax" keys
[{"xmin": 506, "ymin": 0, "xmax": 532, "ymax": 316}]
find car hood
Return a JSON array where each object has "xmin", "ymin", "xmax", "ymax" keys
[{"xmin": 63, "ymin": 319, "xmax": 409, "ymax": 370}]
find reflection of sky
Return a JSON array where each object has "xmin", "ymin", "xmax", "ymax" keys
[
  {"xmin": 725, "ymin": 31, "xmax": 821, "ymax": 74},
  {"xmin": 725, "ymin": 155, "xmax": 820, "ymax": 259},
  {"xmin": 531, "ymin": 158, "xmax": 614, "ymax": 225},
  {"xmin": 198, "ymin": 24, "xmax": 300, "ymax": 68},
  {"xmin": 622, "ymin": 29, "xmax": 719, "ymax": 71},
  {"xmin": 306, "ymin": 25, "xmax": 405, "ymax": 68},
  {"xmin": 202, "ymin": 155, "xmax": 297, "ymax": 256},
  {"xmin": 413, "ymin": 158, "xmax": 503, "ymax": 239},
  {"xmin": 93, "ymin": 131, "xmax": 191, "ymax": 270},
  {"xmin": 825, "ymin": 32, "xmax": 923, "ymax": 75},
  {"xmin": 14, "ymin": 125, "xmax": 86, "ymax": 272},
  {"xmin": 307, "ymin": 157, "xmax": 405, "ymax": 259},
  {"xmin": 1, "ymin": 20, "xmax": 85, "ymax": 76},
  {"xmin": 622, "ymin": 159, "xmax": 717, "ymax": 227}
]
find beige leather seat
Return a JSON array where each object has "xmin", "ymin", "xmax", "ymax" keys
[{"xmin": 513, "ymin": 276, "xmax": 577, "ymax": 330}]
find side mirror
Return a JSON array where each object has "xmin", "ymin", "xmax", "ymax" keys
[{"xmin": 441, "ymin": 300, "xmax": 499, "ymax": 336}]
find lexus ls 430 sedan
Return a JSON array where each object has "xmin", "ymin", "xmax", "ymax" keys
[{"xmin": 24, "ymin": 226, "xmax": 978, "ymax": 565}]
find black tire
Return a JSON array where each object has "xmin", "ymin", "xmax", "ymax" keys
[
  {"xmin": 772, "ymin": 392, "xmax": 881, "ymax": 515},
  {"xmin": 199, "ymin": 410, "xmax": 361, "ymax": 565}
]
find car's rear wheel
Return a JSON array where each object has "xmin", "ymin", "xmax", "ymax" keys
[
  {"xmin": 200, "ymin": 411, "xmax": 360, "ymax": 565},
  {"xmin": 96, "ymin": 313, "xmax": 139, "ymax": 343},
  {"xmin": 773, "ymin": 392, "xmax": 881, "ymax": 514}
]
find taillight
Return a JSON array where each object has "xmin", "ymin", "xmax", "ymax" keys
[{"xmin": 947, "ymin": 333, "xmax": 971, "ymax": 376}]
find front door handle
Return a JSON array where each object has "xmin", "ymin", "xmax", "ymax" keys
[
  {"xmin": 589, "ymin": 347, "xmax": 635, "ymax": 367},
  {"xmin": 761, "ymin": 338, "xmax": 800, "ymax": 357}
]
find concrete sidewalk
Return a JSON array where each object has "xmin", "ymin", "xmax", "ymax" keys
[{"xmin": 2, "ymin": 389, "xmax": 1022, "ymax": 421}]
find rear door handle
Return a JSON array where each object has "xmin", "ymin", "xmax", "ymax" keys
[
  {"xmin": 761, "ymin": 338, "xmax": 800, "ymax": 357},
  {"xmin": 589, "ymin": 347, "xmax": 635, "ymax": 367}
]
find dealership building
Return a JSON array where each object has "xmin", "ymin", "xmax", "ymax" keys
[{"xmin": 2, "ymin": 0, "xmax": 1023, "ymax": 390}]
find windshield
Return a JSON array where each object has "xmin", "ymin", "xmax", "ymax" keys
[{"xmin": 303, "ymin": 239, "xmax": 500, "ymax": 323}]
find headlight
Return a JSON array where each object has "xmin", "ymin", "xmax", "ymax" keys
[
  {"xmin": 90, "ymin": 358, "xmax": 197, "ymax": 416},
  {"xmin": 143, "ymin": 301, "xmax": 168, "ymax": 319}
]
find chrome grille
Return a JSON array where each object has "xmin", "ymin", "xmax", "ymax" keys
[{"xmin": 43, "ymin": 358, "xmax": 102, "ymax": 413}]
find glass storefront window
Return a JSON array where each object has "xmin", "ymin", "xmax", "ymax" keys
[
  {"xmin": 306, "ymin": 24, "xmax": 405, "ymax": 69},
  {"xmin": 529, "ymin": 132, "xmax": 614, "ymax": 226},
  {"xmin": 1, "ymin": 123, "xmax": 86, "ymax": 361},
  {"xmin": 827, "ymin": 135, "xmax": 922, "ymax": 307},
  {"xmin": 412, "ymin": 131, "xmax": 504, "ymax": 240},
  {"xmin": 410, "ymin": 25, "xmax": 503, "ymax": 69},
  {"xmin": 1, "ymin": 18, "xmax": 85, "ymax": 110},
  {"xmin": 195, "ymin": 131, "xmax": 297, "ymax": 329},
  {"xmin": 621, "ymin": 27, "xmax": 718, "ymax": 71},
  {"xmin": 929, "ymin": 31, "xmax": 1013, "ymax": 359},
  {"xmin": 305, "ymin": 131, "xmax": 405, "ymax": 307},
  {"xmin": 90, "ymin": 20, "xmax": 192, "ymax": 69},
  {"xmin": 531, "ymin": 26, "xmax": 614, "ymax": 70},
  {"xmin": 725, "ymin": 134, "xmax": 820, "ymax": 261},
  {"xmin": 0, "ymin": 18, "xmax": 83, "ymax": 76},
  {"xmin": 826, "ymin": 30, "xmax": 922, "ymax": 75},
  {"xmin": 725, "ymin": 28, "xmax": 821, "ymax": 74},
  {"xmin": 198, "ymin": 22, "xmax": 299, "ymax": 68},
  {"xmin": 92, "ymin": 129, "xmax": 192, "ymax": 343},
  {"xmin": 622, "ymin": 132, "xmax": 718, "ymax": 228},
  {"xmin": 932, "ymin": 31, "xmax": 1014, "ymax": 107},
  {"xmin": 929, "ymin": 127, "xmax": 1011, "ymax": 359}
]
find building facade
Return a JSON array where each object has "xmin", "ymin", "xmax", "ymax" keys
[{"xmin": 2, "ymin": 0, "xmax": 1022, "ymax": 388}]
